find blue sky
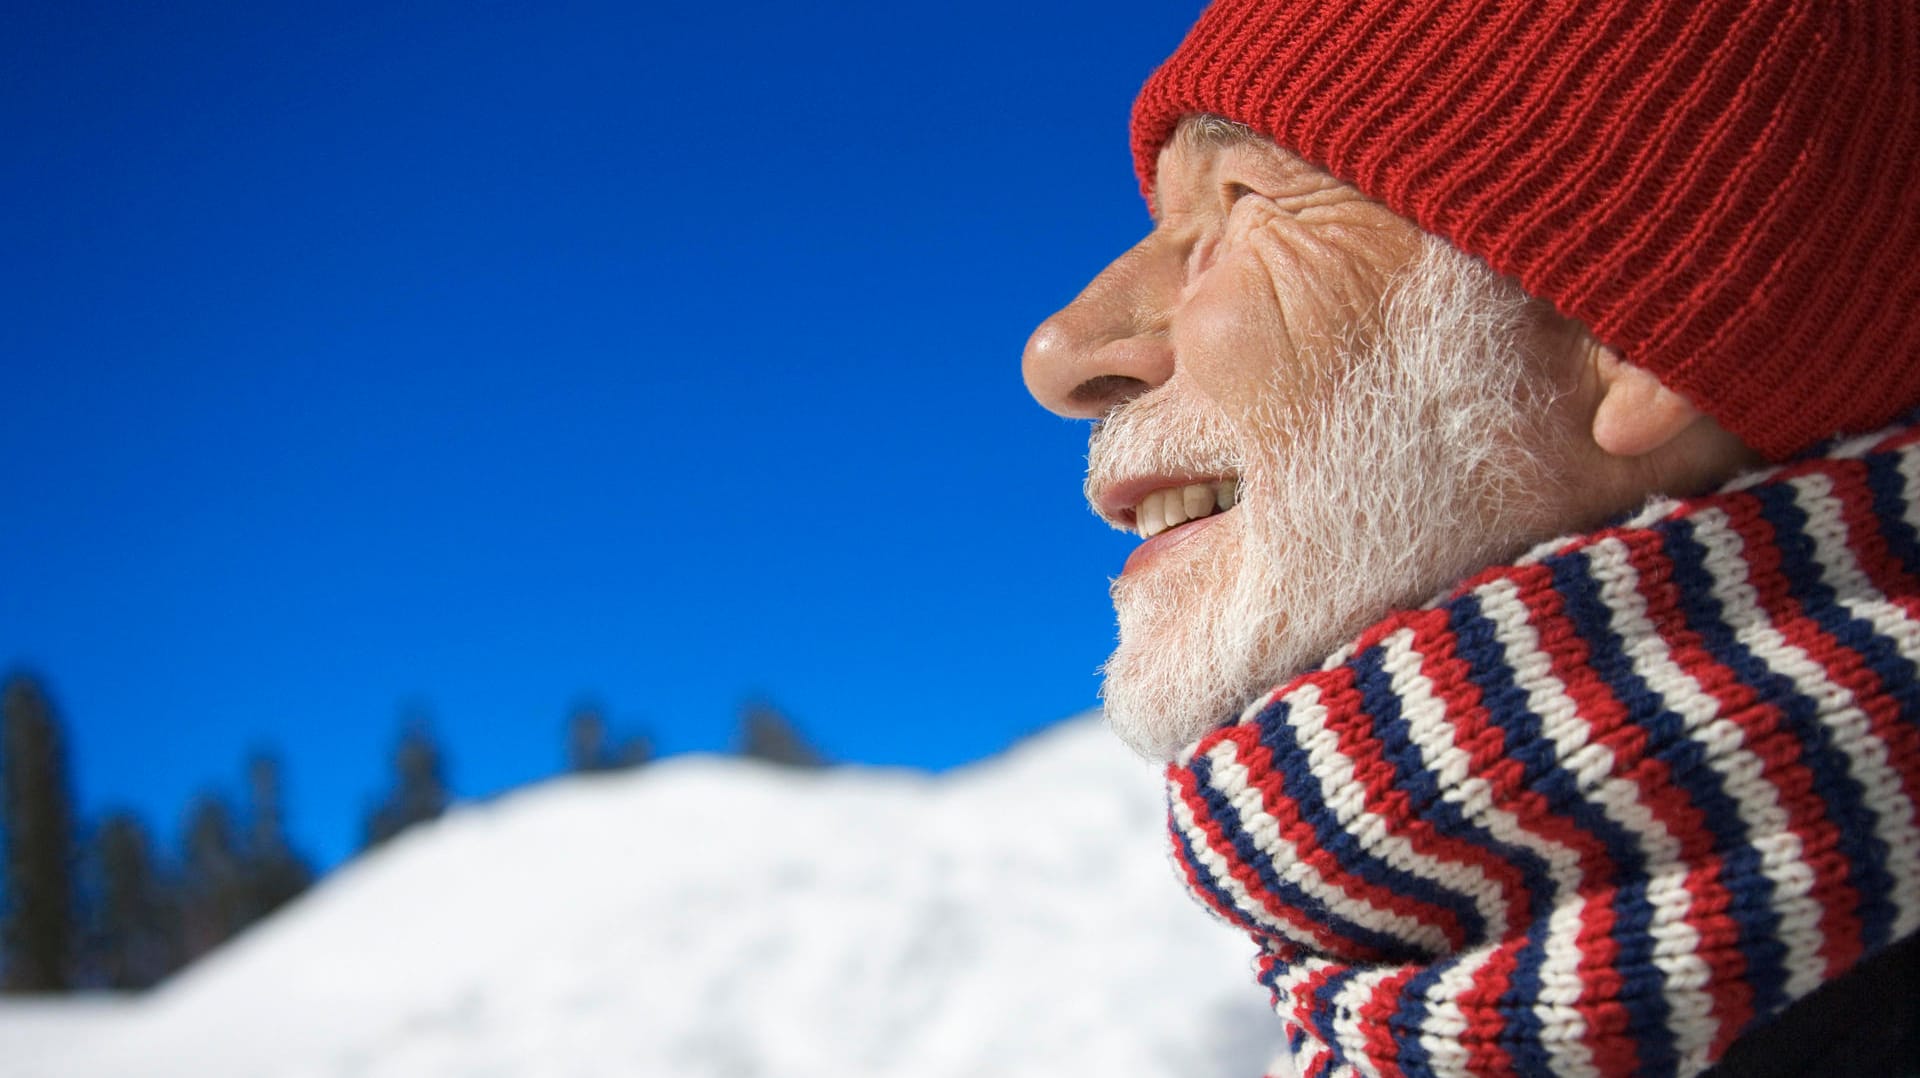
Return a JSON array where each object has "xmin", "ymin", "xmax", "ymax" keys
[{"xmin": 1, "ymin": 1, "xmax": 1206, "ymax": 867}]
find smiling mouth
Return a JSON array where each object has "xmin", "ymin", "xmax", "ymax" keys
[{"xmin": 1132, "ymin": 479, "xmax": 1239, "ymax": 538}]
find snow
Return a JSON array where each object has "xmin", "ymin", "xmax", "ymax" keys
[
  {"xmin": 4, "ymin": 716, "xmax": 1282, "ymax": 1077},
  {"xmin": 0, "ymin": 996, "xmax": 137, "ymax": 1076}
]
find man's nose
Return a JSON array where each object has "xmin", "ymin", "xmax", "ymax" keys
[{"xmin": 1022, "ymin": 240, "xmax": 1177, "ymax": 420}]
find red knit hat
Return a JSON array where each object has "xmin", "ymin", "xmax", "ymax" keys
[{"xmin": 1132, "ymin": 0, "xmax": 1920, "ymax": 460}]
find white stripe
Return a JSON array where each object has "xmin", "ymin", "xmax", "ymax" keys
[
  {"xmin": 1295, "ymin": 636, "xmax": 1512, "ymax": 943},
  {"xmin": 1785, "ymin": 472, "xmax": 1920, "ymax": 939},
  {"xmin": 1581, "ymin": 537, "xmax": 1721, "ymax": 1070},
  {"xmin": 1200, "ymin": 728, "xmax": 1453, "ymax": 954},
  {"xmin": 1415, "ymin": 950, "xmax": 1485, "ymax": 1075},
  {"xmin": 1473, "ymin": 578, "xmax": 1629, "ymax": 1078},
  {"xmin": 1168, "ymin": 777, "xmax": 1324, "ymax": 951},
  {"xmin": 1585, "ymin": 527, "xmax": 1815, "ymax": 1069},
  {"xmin": 1384, "ymin": 601, "xmax": 1600, "ymax": 1078},
  {"xmin": 1684, "ymin": 506, "xmax": 1835, "ymax": 999},
  {"xmin": 1327, "ymin": 967, "xmax": 1388, "ymax": 1078},
  {"xmin": 1269, "ymin": 954, "xmax": 1368, "ymax": 1078}
]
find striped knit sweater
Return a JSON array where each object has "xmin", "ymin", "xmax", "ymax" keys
[{"xmin": 1165, "ymin": 423, "xmax": 1920, "ymax": 1078}]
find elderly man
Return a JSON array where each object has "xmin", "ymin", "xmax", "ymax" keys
[{"xmin": 1024, "ymin": 1, "xmax": 1920, "ymax": 1076}]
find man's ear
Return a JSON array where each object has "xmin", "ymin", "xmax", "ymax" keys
[{"xmin": 1589, "ymin": 348, "xmax": 1701, "ymax": 458}]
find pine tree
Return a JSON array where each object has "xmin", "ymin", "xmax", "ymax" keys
[
  {"xmin": 179, "ymin": 794, "xmax": 247, "ymax": 961},
  {"xmin": 1, "ymin": 672, "xmax": 78, "ymax": 992},
  {"xmin": 614, "ymin": 728, "xmax": 654, "ymax": 769},
  {"xmin": 735, "ymin": 700, "xmax": 826, "ymax": 768},
  {"xmin": 89, "ymin": 811, "xmax": 182, "ymax": 989},
  {"xmin": 362, "ymin": 714, "xmax": 450, "ymax": 851},
  {"xmin": 566, "ymin": 704, "xmax": 652, "ymax": 773},
  {"xmin": 566, "ymin": 705, "xmax": 614, "ymax": 773},
  {"xmin": 240, "ymin": 753, "xmax": 311, "ymax": 923}
]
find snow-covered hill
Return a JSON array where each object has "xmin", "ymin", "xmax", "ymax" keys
[{"xmin": 5, "ymin": 717, "xmax": 1282, "ymax": 1078}]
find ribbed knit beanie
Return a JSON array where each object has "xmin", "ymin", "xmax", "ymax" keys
[{"xmin": 1132, "ymin": 0, "xmax": 1920, "ymax": 461}]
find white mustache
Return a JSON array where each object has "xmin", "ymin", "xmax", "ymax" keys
[{"xmin": 1083, "ymin": 389, "xmax": 1243, "ymax": 524}]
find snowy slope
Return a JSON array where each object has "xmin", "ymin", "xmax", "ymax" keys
[{"xmin": 12, "ymin": 717, "xmax": 1282, "ymax": 1078}]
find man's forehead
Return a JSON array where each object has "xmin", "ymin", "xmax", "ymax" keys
[
  {"xmin": 1173, "ymin": 114, "xmax": 1262, "ymax": 152},
  {"xmin": 1149, "ymin": 116, "xmax": 1341, "ymax": 219}
]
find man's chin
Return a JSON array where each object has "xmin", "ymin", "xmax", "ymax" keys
[
  {"xmin": 1098, "ymin": 628, "xmax": 1272, "ymax": 762},
  {"xmin": 1100, "ymin": 699, "xmax": 1216, "ymax": 763},
  {"xmin": 1100, "ymin": 554, "xmax": 1285, "ymax": 761},
  {"xmin": 1099, "ymin": 669, "xmax": 1252, "ymax": 762}
]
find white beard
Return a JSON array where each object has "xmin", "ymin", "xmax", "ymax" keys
[{"xmin": 1089, "ymin": 237, "xmax": 1573, "ymax": 761}]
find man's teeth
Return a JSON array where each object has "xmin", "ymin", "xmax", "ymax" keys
[{"xmin": 1135, "ymin": 480, "xmax": 1238, "ymax": 538}]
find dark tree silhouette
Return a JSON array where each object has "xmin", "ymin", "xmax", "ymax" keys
[
  {"xmin": 362, "ymin": 714, "xmax": 450, "ymax": 851},
  {"xmin": 241, "ymin": 753, "xmax": 311, "ymax": 922},
  {"xmin": 1, "ymin": 672, "xmax": 78, "ymax": 992},
  {"xmin": 88, "ymin": 811, "xmax": 181, "ymax": 989},
  {"xmin": 567, "ymin": 705, "xmax": 613, "ymax": 773},
  {"xmin": 180, "ymin": 794, "xmax": 247, "ymax": 961},
  {"xmin": 566, "ymin": 704, "xmax": 652, "ymax": 773},
  {"xmin": 735, "ymin": 700, "xmax": 826, "ymax": 768}
]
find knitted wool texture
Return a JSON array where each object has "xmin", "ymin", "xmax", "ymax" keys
[
  {"xmin": 1165, "ymin": 423, "xmax": 1920, "ymax": 1077},
  {"xmin": 1130, "ymin": 0, "xmax": 1920, "ymax": 461}
]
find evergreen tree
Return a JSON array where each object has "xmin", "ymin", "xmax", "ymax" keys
[
  {"xmin": 362, "ymin": 714, "xmax": 450, "ymax": 851},
  {"xmin": 179, "ymin": 794, "xmax": 247, "ymax": 961},
  {"xmin": 614, "ymin": 728, "xmax": 654, "ymax": 769},
  {"xmin": 566, "ymin": 704, "xmax": 652, "ymax": 773},
  {"xmin": 89, "ymin": 811, "xmax": 181, "ymax": 989},
  {"xmin": 240, "ymin": 753, "xmax": 311, "ymax": 923},
  {"xmin": 1, "ymin": 672, "xmax": 78, "ymax": 992},
  {"xmin": 566, "ymin": 705, "xmax": 614, "ymax": 773},
  {"xmin": 735, "ymin": 700, "xmax": 826, "ymax": 768}
]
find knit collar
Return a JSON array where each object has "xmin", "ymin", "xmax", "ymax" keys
[{"xmin": 1164, "ymin": 423, "xmax": 1920, "ymax": 1078}]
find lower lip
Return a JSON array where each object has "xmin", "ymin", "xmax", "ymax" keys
[{"xmin": 1121, "ymin": 509, "xmax": 1232, "ymax": 576}]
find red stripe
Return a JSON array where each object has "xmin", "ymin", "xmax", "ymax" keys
[
  {"xmin": 1750, "ymin": 458, "xmax": 1920, "ymax": 976},
  {"xmin": 1619, "ymin": 511, "xmax": 1821, "ymax": 1051},
  {"xmin": 1396, "ymin": 613, "xmax": 1566, "ymax": 931},
  {"xmin": 1356, "ymin": 963, "xmax": 1422, "ymax": 1077},
  {"xmin": 1169, "ymin": 731, "xmax": 1377, "ymax": 958},
  {"xmin": 1291, "ymin": 653, "xmax": 1496, "ymax": 951},
  {"xmin": 1162, "ymin": 787, "xmax": 1260, "ymax": 936},
  {"xmin": 1485, "ymin": 565, "xmax": 1643, "ymax": 1069},
  {"xmin": 1819, "ymin": 458, "xmax": 1920, "ymax": 891},
  {"xmin": 1459, "ymin": 940, "xmax": 1523, "ymax": 1075},
  {"xmin": 1718, "ymin": 490, "xmax": 1865, "ymax": 975},
  {"xmin": 1279, "ymin": 955, "xmax": 1349, "ymax": 1068},
  {"xmin": 1615, "ymin": 529, "xmax": 1752, "ymax": 1053}
]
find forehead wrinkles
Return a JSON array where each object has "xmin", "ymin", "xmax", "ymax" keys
[
  {"xmin": 1151, "ymin": 119, "xmax": 1236, "ymax": 224},
  {"xmin": 1153, "ymin": 116, "xmax": 1348, "ymax": 222}
]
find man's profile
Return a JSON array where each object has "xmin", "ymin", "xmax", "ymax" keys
[{"xmin": 1023, "ymin": 1, "xmax": 1920, "ymax": 1075}]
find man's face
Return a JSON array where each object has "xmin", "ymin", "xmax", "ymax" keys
[{"xmin": 1024, "ymin": 121, "xmax": 1597, "ymax": 760}]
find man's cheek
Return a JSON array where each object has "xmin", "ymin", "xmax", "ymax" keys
[{"xmin": 1176, "ymin": 274, "xmax": 1298, "ymax": 426}]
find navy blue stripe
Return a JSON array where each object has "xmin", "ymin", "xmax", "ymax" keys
[
  {"xmin": 1362, "ymin": 610, "xmax": 1555, "ymax": 1057},
  {"xmin": 1551, "ymin": 547, "xmax": 1696, "ymax": 1071},
  {"xmin": 1450, "ymin": 578, "xmax": 1665, "ymax": 1060},
  {"xmin": 1751, "ymin": 478, "xmax": 1906, "ymax": 950},
  {"xmin": 1662, "ymin": 516, "xmax": 1794, "ymax": 1018},
  {"xmin": 1303, "ymin": 964, "xmax": 1365, "ymax": 1076},
  {"xmin": 1241, "ymin": 665, "xmax": 1490, "ymax": 950},
  {"xmin": 1865, "ymin": 451, "xmax": 1920, "ymax": 583},
  {"xmin": 1507, "ymin": 915, "xmax": 1560, "ymax": 1076},
  {"xmin": 1167, "ymin": 791, "xmax": 1264, "ymax": 938},
  {"xmin": 1385, "ymin": 937, "xmax": 1577, "ymax": 1075},
  {"xmin": 1189, "ymin": 746, "xmax": 1427, "ymax": 961},
  {"xmin": 1388, "ymin": 961, "xmax": 1445, "ymax": 1075}
]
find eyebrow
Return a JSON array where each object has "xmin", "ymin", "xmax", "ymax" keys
[
  {"xmin": 1150, "ymin": 115, "xmax": 1263, "ymax": 222},
  {"xmin": 1173, "ymin": 114, "xmax": 1259, "ymax": 153}
]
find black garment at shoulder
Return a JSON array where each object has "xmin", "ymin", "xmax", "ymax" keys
[{"xmin": 1705, "ymin": 933, "xmax": 1920, "ymax": 1078}]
